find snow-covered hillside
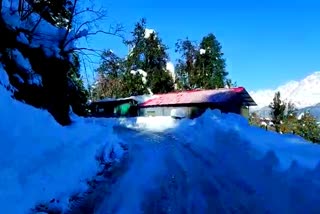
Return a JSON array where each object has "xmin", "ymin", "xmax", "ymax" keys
[{"xmin": 250, "ymin": 71, "xmax": 320, "ymax": 109}]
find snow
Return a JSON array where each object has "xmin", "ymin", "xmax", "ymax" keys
[
  {"xmin": 2, "ymin": 71, "xmax": 320, "ymax": 213},
  {"xmin": 2, "ymin": 0, "xmax": 76, "ymax": 58},
  {"xmin": 144, "ymin": 28, "xmax": 156, "ymax": 39},
  {"xmin": 260, "ymin": 121, "xmax": 267, "ymax": 126},
  {"xmin": 130, "ymin": 69, "xmax": 147, "ymax": 84},
  {"xmin": 28, "ymin": 73, "xmax": 42, "ymax": 86},
  {"xmin": 0, "ymin": 64, "xmax": 10, "ymax": 87},
  {"xmin": 119, "ymin": 116, "xmax": 178, "ymax": 132},
  {"xmin": 250, "ymin": 71, "xmax": 320, "ymax": 109},
  {"xmin": 13, "ymin": 73, "xmax": 24, "ymax": 84},
  {"xmin": 94, "ymin": 109, "xmax": 320, "ymax": 213},
  {"xmin": 166, "ymin": 61, "xmax": 175, "ymax": 81},
  {"xmin": 170, "ymin": 108, "xmax": 186, "ymax": 118},
  {"xmin": 11, "ymin": 49, "xmax": 32, "ymax": 73},
  {"xmin": 10, "ymin": 49, "xmax": 43, "ymax": 86},
  {"xmin": 16, "ymin": 32, "xmax": 29, "ymax": 45},
  {"xmin": 199, "ymin": 48, "xmax": 206, "ymax": 55},
  {"xmin": 113, "ymin": 109, "xmax": 320, "ymax": 170},
  {"xmin": 0, "ymin": 84, "xmax": 124, "ymax": 214}
]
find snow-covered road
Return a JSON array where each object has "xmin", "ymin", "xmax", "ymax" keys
[{"xmin": 90, "ymin": 125, "xmax": 320, "ymax": 214}]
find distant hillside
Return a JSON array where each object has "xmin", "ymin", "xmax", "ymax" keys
[
  {"xmin": 298, "ymin": 103, "xmax": 320, "ymax": 121},
  {"xmin": 251, "ymin": 103, "xmax": 320, "ymax": 122}
]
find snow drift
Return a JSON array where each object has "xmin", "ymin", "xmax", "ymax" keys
[
  {"xmin": 0, "ymin": 77, "xmax": 123, "ymax": 213},
  {"xmin": 94, "ymin": 110, "xmax": 320, "ymax": 213}
]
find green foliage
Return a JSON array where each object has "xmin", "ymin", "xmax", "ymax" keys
[
  {"xmin": 195, "ymin": 33, "xmax": 228, "ymax": 88},
  {"xmin": 175, "ymin": 38, "xmax": 197, "ymax": 89},
  {"xmin": 266, "ymin": 99, "xmax": 320, "ymax": 143},
  {"xmin": 269, "ymin": 91, "xmax": 286, "ymax": 131},
  {"xmin": 93, "ymin": 19, "xmax": 174, "ymax": 99},
  {"xmin": 92, "ymin": 50, "xmax": 128, "ymax": 99},
  {"xmin": 175, "ymin": 33, "xmax": 229, "ymax": 90},
  {"xmin": 286, "ymin": 101, "xmax": 298, "ymax": 117},
  {"xmin": 26, "ymin": 0, "xmax": 72, "ymax": 27},
  {"xmin": 295, "ymin": 113, "xmax": 320, "ymax": 143},
  {"xmin": 125, "ymin": 18, "xmax": 174, "ymax": 94}
]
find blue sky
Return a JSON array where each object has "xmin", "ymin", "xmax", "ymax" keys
[{"xmin": 81, "ymin": 0, "xmax": 320, "ymax": 91}]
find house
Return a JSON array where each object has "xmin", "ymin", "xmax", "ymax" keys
[
  {"xmin": 88, "ymin": 97, "xmax": 138, "ymax": 117},
  {"xmin": 138, "ymin": 87, "xmax": 256, "ymax": 118},
  {"xmin": 89, "ymin": 87, "xmax": 256, "ymax": 119}
]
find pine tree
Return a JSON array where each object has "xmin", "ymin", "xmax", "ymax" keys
[
  {"xmin": 93, "ymin": 50, "xmax": 128, "ymax": 99},
  {"xmin": 195, "ymin": 33, "xmax": 228, "ymax": 89},
  {"xmin": 175, "ymin": 38, "xmax": 197, "ymax": 89},
  {"xmin": 125, "ymin": 18, "xmax": 174, "ymax": 94},
  {"xmin": 175, "ymin": 33, "xmax": 229, "ymax": 89},
  {"xmin": 269, "ymin": 91, "xmax": 286, "ymax": 132}
]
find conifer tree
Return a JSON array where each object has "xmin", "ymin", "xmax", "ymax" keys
[
  {"xmin": 125, "ymin": 18, "xmax": 174, "ymax": 94},
  {"xmin": 269, "ymin": 91, "xmax": 286, "ymax": 132},
  {"xmin": 93, "ymin": 50, "xmax": 128, "ymax": 99},
  {"xmin": 175, "ymin": 38, "xmax": 197, "ymax": 90},
  {"xmin": 195, "ymin": 33, "xmax": 228, "ymax": 89},
  {"xmin": 175, "ymin": 33, "xmax": 229, "ymax": 89}
]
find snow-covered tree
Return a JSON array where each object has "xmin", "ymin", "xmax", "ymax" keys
[
  {"xmin": 125, "ymin": 18, "xmax": 174, "ymax": 94},
  {"xmin": 175, "ymin": 33, "xmax": 229, "ymax": 89},
  {"xmin": 0, "ymin": 0, "xmax": 121, "ymax": 125}
]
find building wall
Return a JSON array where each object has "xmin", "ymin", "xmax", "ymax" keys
[
  {"xmin": 139, "ymin": 106, "xmax": 193, "ymax": 117},
  {"xmin": 240, "ymin": 106, "xmax": 249, "ymax": 118},
  {"xmin": 89, "ymin": 100, "xmax": 138, "ymax": 117},
  {"xmin": 139, "ymin": 104, "xmax": 248, "ymax": 118}
]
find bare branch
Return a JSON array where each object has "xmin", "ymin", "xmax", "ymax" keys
[
  {"xmin": 73, "ymin": 7, "xmax": 105, "ymax": 18},
  {"xmin": 63, "ymin": 24, "xmax": 124, "ymax": 52}
]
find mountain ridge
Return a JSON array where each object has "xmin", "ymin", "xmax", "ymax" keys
[{"xmin": 249, "ymin": 71, "xmax": 320, "ymax": 109}]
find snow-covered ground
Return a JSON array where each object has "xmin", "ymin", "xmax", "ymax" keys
[
  {"xmin": 2, "ymin": 65, "xmax": 320, "ymax": 213},
  {"xmin": 0, "ymin": 80, "xmax": 124, "ymax": 213},
  {"xmin": 93, "ymin": 111, "xmax": 320, "ymax": 213}
]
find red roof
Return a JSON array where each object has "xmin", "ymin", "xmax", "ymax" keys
[{"xmin": 139, "ymin": 87, "xmax": 256, "ymax": 107}]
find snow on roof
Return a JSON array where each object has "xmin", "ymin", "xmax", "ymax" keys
[{"xmin": 139, "ymin": 87, "xmax": 256, "ymax": 107}]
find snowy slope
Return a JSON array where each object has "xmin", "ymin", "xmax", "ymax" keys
[
  {"xmin": 0, "ymin": 72, "xmax": 123, "ymax": 213},
  {"xmin": 250, "ymin": 71, "xmax": 320, "ymax": 109}
]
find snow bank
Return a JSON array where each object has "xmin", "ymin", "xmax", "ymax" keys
[
  {"xmin": 0, "ymin": 85, "xmax": 123, "ymax": 214},
  {"xmin": 119, "ymin": 116, "xmax": 178, "ymax": 132},
  {"xmin": 95, "ymin": 109, "xmax": 320, "ymax": 213},
  {"xmin": 173, "ymin": 109, "xmax": 320, "ymax": 170}
]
